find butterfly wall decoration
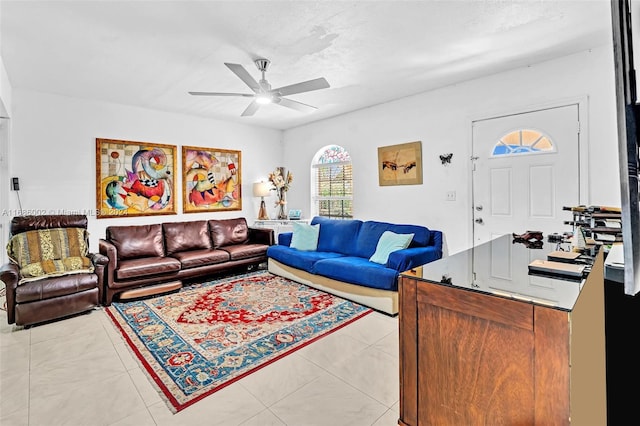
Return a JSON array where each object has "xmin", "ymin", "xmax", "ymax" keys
[{"xmin": 440, "ymin": 153, "xmax": 453, "ymax": 165}]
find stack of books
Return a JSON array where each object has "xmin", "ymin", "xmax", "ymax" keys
[{"xmin": 528, "ymin": 250, "xmax": 591, "ymax": 279}]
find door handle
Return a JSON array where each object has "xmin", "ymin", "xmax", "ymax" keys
[
  {"xmin": 475, "ymin": 205, "xmax": 483, "ymax": 211},
  {"xmin": 475, "ymin": 218, "xmax": 484, "ymax": 224}
]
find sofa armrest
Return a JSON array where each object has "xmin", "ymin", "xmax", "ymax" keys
[
  {"xmin": 248, "ymin": 227, "xmax": 274, "ymax": 246},
  {"xmin": 0, "ymin": 262, "xmax": 19, "ymax": 324},
  {"xmin": 430, "ymin": 230, "xmax": 444, "ymax": 254},
  {"xmin": 387, "ymin": 246, "xmax": 443, "ymax": 272},
  {"xmin": 278, "ymin": 232, "xmax": 293, "ymax": 246},
  {"xmin": 99, "ymin": 239, "xmax": 118, "ymax": 290}
]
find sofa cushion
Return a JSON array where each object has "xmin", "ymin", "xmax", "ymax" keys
[
  {"xmin": 290, "ymin": 222, "xmax": 320, "ymax": 251},
  {"xmin": 267, "ymin": 245, "xmax": 344, "ymax": 273},
  {"xmin": 354, "ymin": 221, "xmax": 431, "ymax": 258},
  {"xmin": 209, "ymin": 218, "xmax": 249, "ymax": 248},
  {"xmin": 369, "ymin": 231, "xmax": 414, "ymax": 265},
  {"xmin": 171, "ymin": 249, "xmax": 230, "ymax": 269},
  {"xmin": 310, "ymin": 217, "xmax": 363, "ymax": 255},
  {"xmin": 220, "ymin": 244, "xmax": 269, "ymax": 261},
  {"xmin": 115, "ymin": 256, "xmax": 181, "ymax": 280},
  {"xmin": 7, "ymin": 228, "xmax": 94, "ymax": 283},
  {"xmin": 107, "ymin": 224, "xmax": 165, "ymax": 260},
  {"xmin": 163, "ymin": 221, "xmax": 211, "ymax": 254},
  {"xmin": 312, "ymin": 256, "xmax": 400, "ymax": 291}
]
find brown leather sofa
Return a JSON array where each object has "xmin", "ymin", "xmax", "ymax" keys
[
  {"xmin": 99, "ymin": 217, "xmax": 273, "ymax": 305},
  {"xmin": 1, "ymin": 215, "xmax": 107, "ymax": 327}
]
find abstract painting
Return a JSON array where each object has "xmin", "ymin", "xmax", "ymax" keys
[
  {"xmin": 182, "ymin": 146, "xmax": 242, "ymax": 213},
  {"xmin": 96, "ymin": 138, "xmax": 177, "ymax": 218}
]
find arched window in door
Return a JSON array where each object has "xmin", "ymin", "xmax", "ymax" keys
[
  {"xmin": 492, "ymin": 129, "xmax": 556, "ymax": 157},
  {"xmin": 312, "ymin": 145, "xmax": 353, "ymax": 219}
]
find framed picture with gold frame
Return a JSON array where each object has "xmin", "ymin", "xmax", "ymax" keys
[
  {"xmin": 96, "ymin": 138, "xmax": 178, "ymax": 218},
  {"xmin": 378, "ymin": 141, "xmax": 423, "ymax": 186},
  {"xmin": 182, "ymin": 146, "xmax": 242, "ymax": 213}
]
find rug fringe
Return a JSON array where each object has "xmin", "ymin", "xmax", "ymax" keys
[{"xmin": 105, "ymin": 308, "xmax": 181, "ymax": 414}]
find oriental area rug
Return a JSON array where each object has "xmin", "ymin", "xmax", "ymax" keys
[{"xmin": 105, "ymin": 270, "xmax": 372, "ymax": 413}]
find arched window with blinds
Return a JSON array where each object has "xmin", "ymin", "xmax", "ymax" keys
[{"xmin": 312, "ymin": 145, "xmax": 353, "ymax": 219}]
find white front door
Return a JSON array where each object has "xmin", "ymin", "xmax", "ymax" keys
[
  {"xmin": 471, "ymin": 104, "xmax": 581, "ymax": 294},
  {"xmin": 472, "ymin": 104, "xmax": 580, "ymax": 244}
]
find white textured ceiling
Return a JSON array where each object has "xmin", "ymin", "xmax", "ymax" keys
[{"xmin": 1, "ymin": 0, "xmax": 613, "ymax": 130}]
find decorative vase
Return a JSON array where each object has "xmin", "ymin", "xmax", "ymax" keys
[{"xmin": 277, "ymin": 188, "xmax": 287, "ymax": 219}]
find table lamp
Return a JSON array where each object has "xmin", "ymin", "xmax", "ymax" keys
[{"xmin": 253, "ymin": 181, "xmax": 270, "ymax": 220}]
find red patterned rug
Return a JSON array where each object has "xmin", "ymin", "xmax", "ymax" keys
[{"xmin": 105, "ymin": 270, "xmax": 372, "ymax": 413}]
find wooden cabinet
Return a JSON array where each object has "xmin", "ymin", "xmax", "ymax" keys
[{"xmin": 398, "ymin": 248, "xmax": 606, "ymax": 425}]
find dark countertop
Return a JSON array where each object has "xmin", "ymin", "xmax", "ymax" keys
[{"xmin": 401, "ymin": 234, "xmax": 598, "ymax": 311}]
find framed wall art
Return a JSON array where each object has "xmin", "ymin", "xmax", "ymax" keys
[
  {"xmin": 378, "ymin": 141, "xmax": 423, "ymax": 186},
  {"xmin": 182, "ymin": 146, "xmax": 242, "ymax": 213},
  {"xmin": 96, "ymin": 138, "xmax": 178, "ymax": 218}
]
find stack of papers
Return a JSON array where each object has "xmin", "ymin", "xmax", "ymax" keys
[
  {"xmin": 528, "ymin": 259, "xmax": 586, "ymax": 278},
  {"xmin": 547, "ymin": 250, "xmax": 581, "ymax": 263}
]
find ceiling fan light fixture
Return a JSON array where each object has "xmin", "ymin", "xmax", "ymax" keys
[{"xmin": 256, "ymin": 93, "xmax": 273, "ymax": 104}]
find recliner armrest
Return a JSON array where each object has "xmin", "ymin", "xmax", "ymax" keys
[
  {"xmin": 90, "ymin": 252, "xmax": 109, "ymax": 267},
  {"xmin": 0, "ymin": 262, "xmax": 19, "ymax": 290},
  {"xmin": 99, "ymin": 239, "xmax": 118, "ymax": 290},
  {"xmin": 89, "ymin": 253, "xmax": 108, "ymax": 304},
  {"xmin": 0, "ymin": 262, "xmax": 19, "ymax": 324}
]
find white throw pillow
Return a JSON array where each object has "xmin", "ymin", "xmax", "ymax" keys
[
  {"xmin": 369, "ymin": 231, "xmax": 414, "ymax": 264},
  {"xmin": 290, "ymin": 222, "xmax": 320, "ymax": 251}
]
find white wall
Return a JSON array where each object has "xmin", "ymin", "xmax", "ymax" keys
[
  {"xmin": 283, "ymin": 45, "xmax": 619, "ymax": 254},
  {"xmin": 8, "ymin": 90, "xmax": 283, "ymax": 248},
  {"xmin": 5, "ymin": 45, "xmax": 621, "ymax": 255},
  {"xmin": 0, "ymin": 57, "xmax": 11, "ymax": 118},
  {"xmin": 0, "ymin": 35, "xmax": 13, "ymax": 264},
  {"xmin": 0, "ymin": 0, "xmax": 12, "ymax": 117}
]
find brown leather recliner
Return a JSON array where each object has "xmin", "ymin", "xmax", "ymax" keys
[{"xmin": 0, "ymin": 215, "xmax": 108, "ymax": 327}]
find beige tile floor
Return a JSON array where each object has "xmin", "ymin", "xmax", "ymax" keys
[{"xmin": 0, "ymin": 292, "xmax": 400, "ymax": 426}]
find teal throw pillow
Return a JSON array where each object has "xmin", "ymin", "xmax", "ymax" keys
[
  {"xmin": 369, "ymin": 231, "xmax": 414, "ymax": 265},
  {"xmin": 290, "ymin": 222, "xmax": 320, "ymax": 251}
]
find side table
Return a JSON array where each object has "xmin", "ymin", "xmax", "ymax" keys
[{"xmin": 253, "ymin": 219, "xmax": 310, "ymax": 242}]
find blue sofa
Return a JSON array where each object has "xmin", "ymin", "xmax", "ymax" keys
[{"xmin": 267, "ymin": 217, "xmax": 443, "ymax": 314}]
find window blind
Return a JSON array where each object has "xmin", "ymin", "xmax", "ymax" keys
[{"xmin": 314, "ymin": 162, "xmax": 353, "ymax": 219}]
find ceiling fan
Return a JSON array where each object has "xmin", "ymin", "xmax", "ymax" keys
[{"xmin": 189, "ymin": 58, "xmax": 330, "ymax": 117}]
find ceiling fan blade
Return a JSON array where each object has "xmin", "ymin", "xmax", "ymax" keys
[
  {"xmin": 273, "ymin": 77, "xmax": 330, "ymax": 97},
  {"xmin": 274, "ymin": 97, "xmax": 317, "ymax": 113},
  {"xmin": 241, "ymin": 100, "xmax": 261, "ymax": 117},
  {"xmin": 225, "ymin": 63, "xmax": 261, "ymax": 93},
  {"xmin": 189, "ymin": 91, "xmax": 255, "ymax": 97}
]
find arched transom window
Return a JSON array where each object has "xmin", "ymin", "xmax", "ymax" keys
[{"xmin": 492, "ymin": 129, "xmax": 555, "ymax": 157}]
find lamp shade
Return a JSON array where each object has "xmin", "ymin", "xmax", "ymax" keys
[{"xmin": 253, "ymin": 181, "xmax": 270, "ymax": 197}]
